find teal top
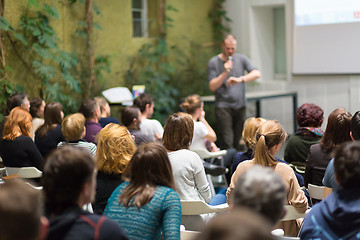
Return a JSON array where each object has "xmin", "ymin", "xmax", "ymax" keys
[{"xmin": 104, "ymin": 181, "xmax": 182, "ymax": 240}]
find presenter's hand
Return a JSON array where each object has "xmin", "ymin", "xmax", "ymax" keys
[
  {"xmin": 224, "ymin": 60, "xmax": 233, "ymax": 72},
  {"xmin": 227, "ymin": 76, "xmax": 239, "ymax": 86}
]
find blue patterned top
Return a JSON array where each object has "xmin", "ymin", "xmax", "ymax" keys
[{"xmin": 104, "ymin": 181, "xmax": 182, "ymax": 240}]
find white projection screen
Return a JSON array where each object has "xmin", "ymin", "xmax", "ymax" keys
[{"xmin": 293, "ymin": 0, "xmax": 360, "ymax": 74}]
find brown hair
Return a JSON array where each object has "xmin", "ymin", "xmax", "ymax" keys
[
  {"xmin": 36, "ymin": 102, "xmax": 63, "ymax": 138},
  {"xmin": 121, "ymin": 106, "xmax": 140, "ymax": 127},
  {"xmin": 133, "ymin": 93, "xmax": 154, "ymax": 113},
  {"xmin": 242, "ymin": 117, "xmax": 266, "ymax": 150},
  {"xmin": 3, "ymin": 107, "xmax": 32, "ymax": 140},
  {"xmin": 180, "ymin": 94, "xmax": 202, "ymax": 115},
  {"xmin": 29, "ymin": 98, "xmax": 44, "ymax": 118},
  {"xmin": 119, "ymin": 143, "xmax": 175, "ymax": 209},
  {"xmin": 254, "ymin": 120, "xmax": 287, "ymax": 167},
  {"xmin": 79, "ymin": 98, "xmax": 98, "ymax": 119},
  {"xmin": 62, "ymin": 113, "xmax": 86, "ymax": 141},
  {"xmin": 162, "ymin": 112, "xmax": 194, "ymax": 151},
  {"xmin": 96, "ymin": 123, "xmax": 136, "ymax": 175},
  {"xmin": 320, "ymin": 108, "xmax": 352, "ymax": 152}
]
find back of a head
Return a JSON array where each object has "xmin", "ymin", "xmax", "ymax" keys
[
  {"xmin": 334, "ymin": 141, "xmax": 360, "ymax": 189},
  {"xmin": 296, "ymin": 103, "xmax": 324, "ymax": 127},
  {"xmin": 96, "ymin": 123, "xmax": 136, "ymax": 175},
  {"xmin": 133, "ymin": 93, "xmax": 153, "ymax": 113},
  {"xmin": 62, "ymin": 113, "xmax": 86, "ymax": 141},
  {"xmin": 0, "ymin": 178, "xmax": 42, "ymax": 240},
  {"xmin": 119, "ymin": 143, "xmax": 175, "ymax": 209},
  {"xmin": 254, "ymin": 120, "xmax": 287, "ymax": 167},
  {"xmin": 79, "ymin": 98, "xmax": 98, "ymax": 119},
  {"xmin": 232, "ymin": 165, "xmax": 286, "ymax": 226},
  {"xmin": 195, "ymin": 208, "xmax": 274, "ymax": 240},
  {"xmin": 162, "ymin": 112, "xmax": 194, "ymax": 151},
  {"xmin": 7, "ymin": 92, "xmax": 27, "ymax": 114},
  {"xmin": 351, "ymin": 111, "xmax": 360, "ymax": 141},
  {"xmin": 43, "ymin": 146, "xmax": 95, "ymax": 215},
  {"xmin": 320, "ymin": 108, "xmax": 352, "ymax": 152},
  {"xmin": 94, "ymin": 96, "xmax": 108, "ymax": 110},
  {"xmin": 30, "ymin": 98, "xmax": 44, "ymax": 118},
  {"xmin": 121, "ymin": 106, "xmax": 140, "ymax": 127},
  {"xmin": 242, "ymin": 117, "xmax": 266, "ymax": 150},
  {"xmin": 3, "ymin": 106, "xmax": 32, "ymax": 140},
  {"xmin": 180, "ymin": 94, "xmax": 202, "ymax": 115}
]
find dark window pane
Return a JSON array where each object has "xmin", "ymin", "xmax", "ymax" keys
[
  {"xmin": 132, "ymin": 0, "xmax": 142, "ymax": 9},
  {"xmin": 133, "ymin": 11, "xmax": 142, "ymax": 19},
  {"xmin": 133, "ymin": 21, "xmax": 142, "ymax": 37}
]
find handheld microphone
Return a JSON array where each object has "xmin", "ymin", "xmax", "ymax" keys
[{"xmin": 228, "ymin": 56, "xmax": 233, "ymax": 62}]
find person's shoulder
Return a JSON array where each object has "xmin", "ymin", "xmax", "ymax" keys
[{"xmin": 208, "ymin": 54, "xmax": 220, "ymax": 64}]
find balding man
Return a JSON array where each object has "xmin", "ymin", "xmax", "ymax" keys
[{"xmin": 208, "ymin": 34, "xmax": 261, "ymax": 150}]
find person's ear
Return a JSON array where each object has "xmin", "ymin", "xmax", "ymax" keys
[
  {"xmin": 145, "ymin": 104, "xmax": 150, "ymax": 111},
  {"xmin": 39, "ymin": 216, "xmax": 49, "ymax": 240}
]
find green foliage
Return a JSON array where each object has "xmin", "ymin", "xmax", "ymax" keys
[
  {"xmin": 209, "ymin": 0, "xmax": 232, "ymax": 50},
  {"xmin": 0, "ymin": 79, "xmax": 23, "ymax": 122}
]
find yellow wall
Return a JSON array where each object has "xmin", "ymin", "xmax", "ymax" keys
[{"xmin": 2, "ymin": 0, "xmax": 215, "ymax": 97}]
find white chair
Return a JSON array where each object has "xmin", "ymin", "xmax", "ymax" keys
[
  {"xmin": 180, "ymin": 230, "xmax": 201, "ymax": 240},
  {"xmin": 308, "ymin": 184, "xmax": 325, "ymax": 205},
  {"xmin": 181, "ymin": 200, "xmax": 229, "ymax": 215},
  {"xmin": 280, "ymin": 205, "xmax": 308, "ymax": 221},
  {"xmin": 5, "ymin": 167, "xmax": 42, "ymax": 178}
]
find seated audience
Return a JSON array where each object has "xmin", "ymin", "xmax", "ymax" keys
[
  {"xmin": 232, "ymin": 117, "xmax": 266, "ymax": 174},
  {"xmin": 95, "ymin": 96, "xmax": 120, "ymax": 128},
  {"xmin": 231, "ymin": 165, "xmax": 286, "ymax": 227},
  {"xmin": 322, "ymin": 110, "xmax": 360, "ymax": 195},
  {"xmin": 0, "ymin": 178, "xmax": 47, "ymax": 240},
  {"xmin": 35, "ymin": 102, "xmax": 65, "ymax": 158},
  {"xmin": 121, "ymin": 106, "xmax": 151, "ymax": 146},
  {"xmin": 304, "ymin": 108, "xmax": 351, "ymax": 187},
  {"xmin": 57, "ymin": 113, "xmax": 97, "ymax": 156},
  {"xmin": 79, "ymin": 98, "xmax": 102, "ymax": 144},
  {"xmin": 195, "ymin": 208, "xmax": 274, "ymax": 240},
  {"xmin": 300, "ymin": 141, "xmax": 360, "ymax": 239},
  {"xmin": 0, "ymin": 107, "xmax": 43, "ymax": 170},
  {"xmin": 133, "ymin": 93, "xmax": 164, "ymax": 142},
  {"xmin": 104, "ymin": 143, "xmax": 181, "ymax": 240},
  {"xmin": 30, "ymin": 97, "xmax": 45, "ymax": 139},
  {"xmin": 227, "ymin": 120, "xmax": 308, "ymax": 236},
  {"xmin": 94, "ymin": 123, "xmax": 136, "ymax": 214},
  {"xmin": 43, "ymin": 146, "xmax": 128, "ymax": 240}
]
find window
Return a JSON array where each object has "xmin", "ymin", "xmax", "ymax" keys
[{"xmin": 132, "ymin": 0, "xmax": 148, "ymax": 37}]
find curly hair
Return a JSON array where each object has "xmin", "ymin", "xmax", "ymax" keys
[
  {"xmin": 296, "ymin": 103, "xmax": 324, "ymax": 127},
  {"xmin": 96, "ymin": 123, "xmax": 136, "ymax": 175},
  {"xmin": 3, "ymin": 107, "xmax": 32, "ymax": 140}
]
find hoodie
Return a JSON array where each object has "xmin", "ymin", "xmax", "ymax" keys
[
  {"xmin": 300, "ymin": 189, "xmax": 360, "ymax": 239},
  {"xmin": 47, "ymin": 207, "xmax": 128, "ymax": 240}
]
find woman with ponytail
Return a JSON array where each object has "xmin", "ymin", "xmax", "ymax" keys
[{"xmin": 227, "ymin": 120, "xmax": 308, "ymax": 237}]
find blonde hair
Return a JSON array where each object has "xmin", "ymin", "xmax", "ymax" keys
[
  {"xmin": 61, "ymin": 113, "xmax": 86, "ymax": 141},
  {"xmin": 254, "ymin": 120, "xmax": 287, "ymax": 167},
  {"xmin": 242, "ymin": 117, "xmax": 266, "ymax": 150},
  {"xmin": 94, "ymin": 97, "xmax": 108, "ymax": 114},
  {"xmin": 180, "ymin": 94, "xmax": 202, "ymax": 115},
  {"xmin": 96, "ymin": 123, "xmax": 136, "ymax": 174}
]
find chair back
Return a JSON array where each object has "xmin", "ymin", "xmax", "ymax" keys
[
  {"xmin": 5, "ymin": 167, "xmax": 42, "ymax": 178},
  {"xmin": 180, "ymin": 230, "xmax": 200, "ymax": 240},
  {"xmin": 181, "ymin": 200, "xmax": 229, "ymax": 215},
  {"xmin": 280, "ymin": 205, "xmax": 307, "ymax": 221},
  {"xmin": 191, "ymin": 149, "xmax": 227, "ymax": 159},
  {"xmin": 308, "ymin": 184, "xmax": 325, "ymax": 201}
]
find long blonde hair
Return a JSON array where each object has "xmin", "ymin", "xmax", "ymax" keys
[
  {"xmin": 242, "ymin": 117, "xmax": 266, "ymax": 150},
  {"xmin": 96, "ymin": 123, "xmax": 136, "ymax": 174},
  {"xmin": 254, "ymin": 120, "xmax": 287, "ymax": 167}
]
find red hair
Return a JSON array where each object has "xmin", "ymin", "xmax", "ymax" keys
[{"xmin": 3, "ymin": 107, "xmax": 32, "ymax": 140}]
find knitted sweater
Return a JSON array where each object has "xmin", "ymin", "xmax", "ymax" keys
[{"xmin": 104, "ymin": 182, "xmax": 181, "ymax": 240}]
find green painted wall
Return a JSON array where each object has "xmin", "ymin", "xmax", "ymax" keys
[{"xmin": 2, "ymin": 0, "xmax": 215, "ymax": 97}]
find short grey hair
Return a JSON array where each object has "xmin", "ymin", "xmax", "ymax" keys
[{"xmin": 232, "ymin": 165, "xmax": 286, "ymax": 226}]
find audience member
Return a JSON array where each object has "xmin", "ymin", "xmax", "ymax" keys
[
  {"xmin": 227, "ymin": 120, "xmax": 308, "ymax": 236},
  {"xmin": 304, "ymin": 108, "xmax": 351, "ymax": 187},
  {"xmin": 57, "ymin": 113, "xmax": 97, "ymax": 156},
  {"xmin": 300, "ymin": 141, "xmax": 360, "ymax": 239},
  {"xmin": 322, "ymin": 110, "xmax": 360, "ymax": 195},
  {"xmin": 121, "ymin": 106, "xmax": 151, "ymax": 146},
  {"xmin": 133, "ymin": 93, "xmax": 164, "ymax": 142},
  {"xmin": 0, "ymin": 178, "xmax": 47, "ymax": 240},
  {"xmin": 79, "ymin": 98, "xmax": 102, "ymax": 144},
  {"xmin": 95, "ymin": 96, "xmax": 120, "ymax": 128},
  {"xmin": 232, "ymin": 117, "xmax": 266, "ymax": 174},
  {"xmin": 94, "ymin": 123, "xmax": 136, "ymax": 214},
  {"xmin": 0, "ymin": 107, "xmax": 43, "ymax": 170},
  {"xmin": 35, "ymin": 102, "xmax": 65, "ymax": 158},
  {"xmin": 43, "ymin": 146, "xmax": 128, "ymax": 240},
  {"xmin": 284, "ymin": 103, "xmax": 324, "ymax": 164},
  {"xmin": 30, "ymin": 97, "xmax": 45, "ymax": 139},
  {"xmin": 104, "ymin": 143, "xmax": 181, "ymax": 240},
  {"xmin": 195, "ymin": 208, "xmax": 274, "ymax": 240},
  {"xmin": 231, "ymin": 165, "xmax": 286, "ymax": 227}
]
